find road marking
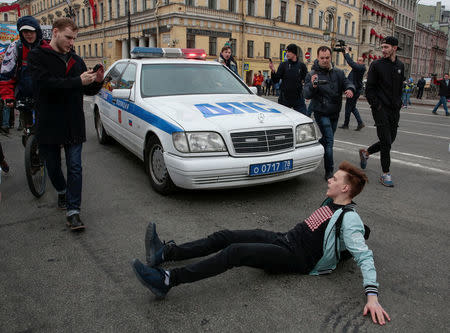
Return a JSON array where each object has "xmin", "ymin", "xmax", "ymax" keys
[
  {"xmin": 334, "ymin": 147, "xmax": 450, "ymax": 176},
  {"xmin": 335, "ymin": 140, "xmax": 442, "ymax": 161},
  {"xmin": 358, "ymin": 106, "xmax": 447, "ymax": 118},
  {"xmin": 400, "ymin": 119, "xmax": 450, "ymax": 127},
  {"xmin": 354, "ymin": 125, "xmax": 450, "ymax": 140}
]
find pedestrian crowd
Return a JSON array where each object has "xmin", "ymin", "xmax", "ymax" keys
[{"xmin": 1, "ymin": 16, "xmax": 447, "ymax": 326}]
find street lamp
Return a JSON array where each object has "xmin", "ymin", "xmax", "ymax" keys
[
  {"xmin": 323, "ymin": 8, "xmax": 337, "ymax": 62},
  {"xmin": 127, "ymin": 0, "xmax": 131, "ymax": 57}
]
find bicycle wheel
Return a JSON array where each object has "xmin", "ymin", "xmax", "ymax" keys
[{"xmin": 25, "ymin": 134, "xmax": 47, "ymax": 198}]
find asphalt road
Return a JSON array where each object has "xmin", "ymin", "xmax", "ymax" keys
[{"xmin": 0, "ymin": 97, "xmax": 449, "ymax": 332}]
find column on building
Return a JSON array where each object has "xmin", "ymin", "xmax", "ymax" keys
[
  {"xmin": 148, "ymin": 35, "xmax": 156, "ymax": 47},
  {"xmin": 121, "ymin": 40, "xmax": 128, "ymax": 59},
  {"xmin": 131, "ymin": 37, "xmax": 138, "ymax": 51},
  {"xmin": 139, "ymin": 36, "xmax": 147, "ymax": 47}
]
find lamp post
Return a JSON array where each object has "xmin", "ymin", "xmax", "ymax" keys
[
  {"xmin": 323, "ymin": 8, "xmax": 337, "ymax": 63},
  {"xmin": 127, "ymin": 0, "xmax": 131, "ymax": 57}
]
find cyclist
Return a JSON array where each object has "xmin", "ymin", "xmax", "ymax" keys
[{"xmin": 0, "ymin": 16, "xmax": 46, "ymax": 131}]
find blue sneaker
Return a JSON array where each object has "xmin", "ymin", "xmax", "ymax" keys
[
  {"xmin": 380, "ymin": 173, "xmax": 394, "ymax": 187},
  {"xmin": 359, "ymin": 149, "xmax": 369, "ymax": 169},
  {"xmin": 131, "ymin": 259, "xmax": 171, "ymax": 298}
]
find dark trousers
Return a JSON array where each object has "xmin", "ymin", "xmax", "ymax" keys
[
  {"xmin": 368, "ymin": 106, "xmax": 399, "ymax": 173},
  {"xmin": 39, "ymin": 143, "xmax": 83, "ymax": 212},
  {"xmin": 343, "ymin": 91, "xmax": 363, "ymax": 126},
  {"xmin": 0, "ymin": 142, "xmax": 5, "ymax": 162},
  {"xmin": 279, "ymin": 97, "xmax": 309, "ymax": 116},
  {"xmin": 168, "ymin": 229, "xmax": 308, "ymax": 286},
  {"xmin": 416, "ymin": 87, "xmax": 424, "ymax": 99}
]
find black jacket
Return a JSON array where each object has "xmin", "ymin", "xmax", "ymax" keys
[
  {"xmin": 365, "ymin": 57, "xmax": 405, "ymax": 111},
  {"xmin": 344, "ymin": 53, "xmax": 366, "ymax": 92},
  {"xmin": 417, "ymin": 78, "xmax": 425, "ymax": 89},
  {"xmin": 436, "ymin": 79, "xmax": 450, "ymax": 97},
  {"xmin": 303, "ymin": 60, "xmax": 355, "ymax": 118},
  {"xmin": 271, "ymin": 58, "xmax": 307, "ymax": 104},
  {"xmin": 29, "ymin": 45, "xmax": 102, "ymax": 145}
]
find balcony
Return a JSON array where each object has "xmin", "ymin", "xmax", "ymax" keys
[{"xmin": 185, "ymin": 6, "xmax": 243, "ymax": 21}]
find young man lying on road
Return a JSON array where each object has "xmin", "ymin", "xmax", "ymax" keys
[{"xmin": 132, "ymin": 161, "xmax": 390, "ymax": 326}]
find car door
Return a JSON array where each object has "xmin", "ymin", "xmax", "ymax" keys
[{"xmin": 101, "ymin": 62, "xmax": 128, "ymax": 137}]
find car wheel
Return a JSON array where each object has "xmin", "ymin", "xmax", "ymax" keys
[
  {"xmin": 95, "ymin": 109, "xmax": 110, "ymax": 144},
  {"xmin": 146, "ymin": 137, "xmax": 175, "ymax": 194}
]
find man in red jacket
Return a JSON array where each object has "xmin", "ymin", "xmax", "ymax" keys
[{"xmin": 29, "ymin": 18, "xmax": 103, "ymax": 231}]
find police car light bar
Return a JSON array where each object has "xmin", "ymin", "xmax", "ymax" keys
[
  {"xmin": 131, "ymin": 47, "xmax": 164, "ymax": 58},
  {"xmin": 162, "ymin": 48, "xmax": 183, "ymax": 58},
  {"xmin": 181, "ymin": 48, "xmax": 207, "ymax": 60}
]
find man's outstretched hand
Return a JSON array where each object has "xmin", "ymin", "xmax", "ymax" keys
[{"xmin": 363, "ymin": 295, "xmax": 391, "ymax": 325}]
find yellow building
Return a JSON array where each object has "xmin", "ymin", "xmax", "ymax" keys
[{"xmin": 15, "ymin": 0, "xmax": 361, "ymax": 84}]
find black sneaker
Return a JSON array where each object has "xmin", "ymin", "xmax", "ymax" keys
[
  {"xmin": 131, "ymin": 259, "xmax": 171, "ymax": 298},
  {"xmin": 66, "ymin": 214, "xmax": 85, "ymax": 231},
  {"xmin": 58, "ymin": 193, "xmax": 67, "ymax": 210},
  {"xmin": 145, "ymin": 222, "xmax": 164, "ymax": 266},
  {"xmin": 355, "ymin": 123, "xmax": 365, "ymax": 131},
  {"xmin": 339, "ymin": 124, "xmax": 349, "ymax": 129}
]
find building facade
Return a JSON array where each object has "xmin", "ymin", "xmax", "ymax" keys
[
  {"xmin": 411, "ymin": 22, "xmax": 447, "ymax": 81},
  {"xmin": 393, "ymin": 0, "xmax": 416, "ymax": 78},
  {"xmin": 13, "ymin": 0, "xmax": 362, "ymax": 84},
  {"xmin": 359, "ymin": 0, "xmax": 396, "ymax": 63}
]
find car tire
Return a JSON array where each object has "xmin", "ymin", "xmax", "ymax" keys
[
  {"xmin": 145, "ymin": 137, "xmax": 176, "ymax": 195},
  {"xmin": 95, "ymin": 109, "xmax": 111, "ymax": 144}
]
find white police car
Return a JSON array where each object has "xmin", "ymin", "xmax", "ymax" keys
[{"xmin": 93, "ymin": 47, "xmax": 323, "ymax": 194}]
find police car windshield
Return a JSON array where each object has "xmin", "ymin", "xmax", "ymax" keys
[{"xmin": 140, "ymin": 64, "xmax": 250, "ymax": 97}]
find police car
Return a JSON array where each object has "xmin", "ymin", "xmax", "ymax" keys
[{"xmin": 93, "ymin": 47, "xmax": 323, "ymax": 194}]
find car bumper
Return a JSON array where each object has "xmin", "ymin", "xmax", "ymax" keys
[{"xmin": 164, "ymin": 143, "xmax": 324, "ymax": 189}]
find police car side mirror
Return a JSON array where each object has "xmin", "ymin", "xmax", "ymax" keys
[
  {"xmin": 111, "ymin": 88, "xmax": 131, "ymax": 100},
  {"xmin": 249, "ymin": 86, "xmax": 258, "ymax": 95}
]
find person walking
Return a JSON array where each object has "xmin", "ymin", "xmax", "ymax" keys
[
  {"xmin": 0, "ymin": 142, "xmax": 9, "ymax": 174},
  {"xmin": 431, "ymin": 73, "xmax": 450, "ymax": 116},
  {"xmin": 0, "ymin": 16, "xmax": 46, "ymax": 132},
  {"xmin": 359, "ymin": 36, "xmax": 405, "ymax": 187},
  {"xmin": 304, "ymin": 46, "xmax": 355, "ymax": 180},
  {"xmin": 29, "ymin": 18, "xmax": 103, "ymax": 231},
  {"xmin": 416, "ymin": 77, "xmax": 425, "ymax": 99},
  {"xmin": 339, "ymin": 46, "xmax": 366, "ymax": 131},
  {"xmin": 132, "ymin": 161, "xmax": 391, "ymax": 326},
  {"xmin": 264, "ymin": 76, "xmax": 272, "ymax": 96},
  {"xmin": 217, "ymin": 45, "xmax": 238, "ymax": 75},
  {"xmin": 269, "ymin": 44, "xmax": 308, "ymax": 115},
  {"xmin": 252, "ymin": 71, "xmax": 264, "ymax": 95}
]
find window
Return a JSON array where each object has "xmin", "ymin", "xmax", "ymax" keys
[
  {"xmin": 265, "ymin": 0, "xmax": 271, "ymax": 19},
  {"xmin": 186, "ymin": 33, "xmax": 195, "ymax": 48},
  {"xmin": 3, "ymin": 14, "xmax": 8, "ymax": 21},
  {"xmin": 308, "ymin": 8, "xmax": 314, "ymax": 27},
  {"xmin": 337, "ymin": 16, "xmax": 341, "ymax": 33},
  {"xmin": 108, "ymin": 0, "xmax": 112, "ymax": 20},
  {"xmin": 279, "ymin": 43, "xmax": 285, "ymax": 60},
  {"xmin": 95, "ymin": 44, "xmax": 98, "ymax": 57},
  {"xmin": 230, "ymin": 38, "xmax": 237, "ymax": 56},
  {"xmin": 78, "ymin": 46, "xmax": 81, "ymax": 55},
  {"xmin": 88, "ymin": 7, "xmax": 91, "ymax": 25},
  {"xmin": 99, "ymin": 2, "xmax": 104, "ymax": 22},
  {"xmin": 336, "ymin": 52, "xmax": 340, "ymax": 65},
  {"xmin": 264, "ymin": 42, "xmax": 270, "ymax": 59},
  {"xmin": 247, "ymin": 40, "xmax": 254, "ymax": 58},
  {"xmin": 344, "ymin": 19, "xmax": 348, "ymax": 35},
  {"xmin": 318, "ymin": 11, "xmax": 323, "ymax": 29},
  {"xmin": 82, "ymin": 8, "xmax": 85, "ymax": 26},
  {"xmin": 133, "ymin": 0, "xmax": 137, "ymax": 13},
  {"xmin": 208, "ymin": 0, "xmax": 216, "ymax": 10},
  {"xmin": 101, "ymin": 43, "xmax": 103, "ymax": 56},
  {"xmin": 186, "ymin": 0, "xmax": 194, "ymax": 5},
  {"xmin": 229, "ymin": 0, "xmax": 235, "ymax": 13},
  {"xmin": 83, "ymin": 45, "xmax": 86, "ymax": 57},
  {"xmin": 280, "ymin": 1, "xmax": 287, "ymax": 22},
  {"xmin": 248, "ymin": 0, "xmax": 255, "ymax": 16},
  {"xmin": 143, "ymin": 0, "xmax": 147, "ymax": 10},
  {"xmin": 209, "ymin": 36, "xmax": 217, "ymax": 56},
  {"xmin": 116, "ymin": 0, "xmax": 120, "ymax": 17},
  {"xmin": 105, "ymin": 62, "xmax": 127, "ymax": 90},
  {"xmin": 296, "ymin": 5, "xmax": 302, "ymax": 25},
  {"xmin": 327, "ymin": 13, "xmax": 333, "ymax": 31},
  {"xmin": 351, "ymin": 21, "xmax": 355, "ymax": 36},
  {"xmin": 88, "ymin": 44, "xmax": 92, "ymax": 57},
  {"xmin": 119, "ymin": 64, "xmax": 137, "ymax": 89},
  {"xmin": 362, "ymin": 28, "xmax": 365, "ymax": 43}
]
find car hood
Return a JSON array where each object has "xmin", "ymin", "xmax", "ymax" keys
[{"xmin": 141, "ymin": 94, "xmax": 312, "ymax": 132}]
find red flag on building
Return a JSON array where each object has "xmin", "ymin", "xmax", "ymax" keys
[{"xmin": 88, "ymin": 0, "xmax": 97, "ymax": 28}]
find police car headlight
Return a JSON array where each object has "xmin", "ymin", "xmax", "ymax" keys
[
  {"xmin": 173, "ymin": 132, "xmax": 227, "ymax": 153},
  {"xmin": 295, "ymin": 123, "xmax": 316, "ymax": 144}
]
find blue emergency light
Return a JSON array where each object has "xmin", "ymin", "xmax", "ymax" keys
[{"xmin": 130, "ymin": 47, "xmax": 206, "ymax": 60}]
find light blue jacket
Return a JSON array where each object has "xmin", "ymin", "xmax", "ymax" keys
[{"xmin": 309, "ymin": 208, "xmax": 379, "ymax": 294}]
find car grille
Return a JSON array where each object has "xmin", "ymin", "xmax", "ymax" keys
[{"xmin": 230, "ymin": 128, "xmax": 294, "ymax": 154}]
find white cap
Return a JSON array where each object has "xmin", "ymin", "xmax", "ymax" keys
[{"xmin": 19, "ymin": 25, "xmax": 36, "ymax": 31}]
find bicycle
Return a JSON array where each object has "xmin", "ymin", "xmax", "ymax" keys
[{"xmin": 17, "ymin": 99, "xmax": 47, "ymax": 198}]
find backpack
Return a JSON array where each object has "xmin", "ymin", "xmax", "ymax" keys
[{"xmin": 14, "ymin": 41, "xmax": 34, "ymax": 100}]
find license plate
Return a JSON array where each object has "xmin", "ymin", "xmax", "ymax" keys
[{"xmin": 249, "ymin": 159, "xmax": 293, "ymax": 176}]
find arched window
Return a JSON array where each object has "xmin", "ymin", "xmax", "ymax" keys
[{"xmin": 3, "ymin": 13, "xmax": 8, "ymax": 22}]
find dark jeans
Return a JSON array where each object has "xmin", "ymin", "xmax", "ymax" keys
[
  {"xmin": 314, "ymin": 113, "xmax": 338, "ymax": 174},
  {"xmin": 39, "ymin": 143, "xmax": 83, "ymax": 212},
  {"xmin": 416, "ymin": 87, "xmax": 424, "ymax": 99},
  {"xmin": 1, "ymin": 106, "xmax": 10, "ymax": 127},
  {"xmin": 167, "ymin": 229, "xmax": 308, "ymax": 286},
  {"xmin": 367, "ymin": 106, "xmax": 399, "ymax": 173},
  {"xmin": 0, "ymin": 142, "xmax": 5, "ymax": 162},
  {"xmin": 279, "ymin": 97, "xmax": 309, "ymax": 116},
  {"xmin": 432, "ymin": 96, "xmax": 449, "ymax": 114},
  {"xmin": 343, "ymin": 91, "xmax": 363, "ymax": 126}
]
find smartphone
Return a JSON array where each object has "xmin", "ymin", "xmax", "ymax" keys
[{"xmin": 92, "ymin": 64, "xmax": 102, "ymax": 72}]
